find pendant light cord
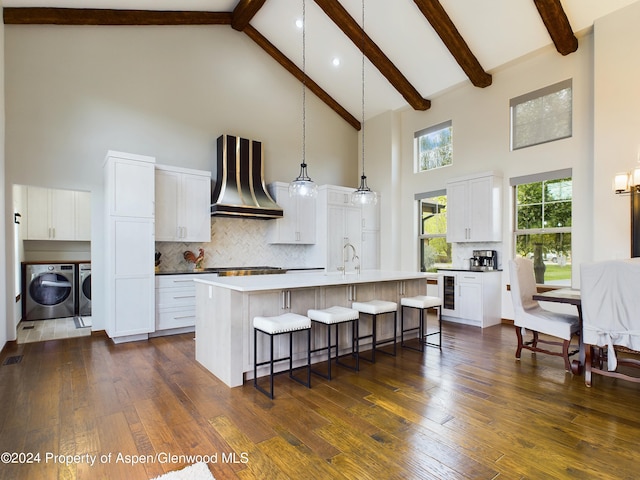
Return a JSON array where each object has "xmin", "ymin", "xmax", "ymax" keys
[
  {"xmin": 302, "ymin": 0, "xmax": 306, "ymax": 167},
  {"xmin": 361, "ymin": 0, "xmax": 365, "ymax": 179}
]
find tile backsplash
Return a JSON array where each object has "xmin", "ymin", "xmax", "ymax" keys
[{"xmin": 155, "ymin": 216, "xmax": 313, "ymax": 272}]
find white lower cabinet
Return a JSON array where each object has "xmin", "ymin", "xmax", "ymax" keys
[
  {"xmin": 437, "ymin": 270, "xmax": 501, "ymax": 327},
  {"xmin": 155, "ymin": 275, "xmax": 199, "ymax": 332}
]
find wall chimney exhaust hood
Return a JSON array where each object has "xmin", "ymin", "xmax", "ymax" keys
[{"xmin": 211, "ymin": 135, "xmax": 283, "ymax": 219}]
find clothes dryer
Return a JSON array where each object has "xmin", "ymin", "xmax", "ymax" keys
[
  {"xmin": 78, "ymin": 263, "xmax": 92, "ymax": 317},
  {"xmin": 25, "ymin": 263, "xmax": 75, "ymax": 320}
]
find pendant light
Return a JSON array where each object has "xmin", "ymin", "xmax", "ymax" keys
[
  {"xmin": 289, "ymin": 0, "xmax": 318, "ymax": 198},
  {"xmin": 352, "ymin": 0, "xmax": 378, "ymax": 206}
]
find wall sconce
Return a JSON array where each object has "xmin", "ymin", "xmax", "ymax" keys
[{"xmin": 614, "ymin": 168, "xmax": 640, "ymax": 194}]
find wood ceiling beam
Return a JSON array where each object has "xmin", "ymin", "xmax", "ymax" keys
[
  {"xmin": 3, "ymin": 7, "xmax": 232, "ymax": 25},
  {"xmin": 313, "ymin": 0, "xmax": 431, "ymax": 111},
  {"xmin": 533, "ymin": 0, "xmax": 578, "ymax": 55},
  {"xmin": 231, "ymin": 0, "xmax": 267, "ymax": 31},
  {"xmin": 243, "ymin": 25, "xmax": 361, "ymax": 130},
  {"xmin": 413, "ymin": 0, "xmax": 491, "ymax": 88}
]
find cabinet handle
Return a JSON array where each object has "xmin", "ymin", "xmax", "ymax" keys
[
  {"xmin": 173, "ymin": 295, "xmax": 196, "ymax": 299},
  {"xmin": 182, "ymin": 226, "xmax": 187, "ymax": 238},
  {"xmin": 174, "ymin": 315, "xmax": 196, "ymax": 320},
  {"xmin": 281, "ymin": 290, "xmax": 291, "ymax": 309},
  {"xmin": 52, "ymin": 227, "xmax": 55, "ymax": 239}
]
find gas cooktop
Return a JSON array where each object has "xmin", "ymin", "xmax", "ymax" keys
[{"xmin": 203, "ymin": 266, "xmax": 286, "ymax": 276}]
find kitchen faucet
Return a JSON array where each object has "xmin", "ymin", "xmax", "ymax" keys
[{"xmin": 340, "ymin": 241, "xmax": 360, "ymax": 276}]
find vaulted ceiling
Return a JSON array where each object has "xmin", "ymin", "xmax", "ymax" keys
[{"xmin": 3, "ymin": 0, "xmax": 638, "ymax": 129}]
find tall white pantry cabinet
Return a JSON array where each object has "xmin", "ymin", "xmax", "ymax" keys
[{"xmin": 104, "ymin": 151, "xmax": 156, "ymax": 343}]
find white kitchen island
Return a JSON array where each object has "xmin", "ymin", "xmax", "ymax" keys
[{"xmin": 194, "ymin": 270, "xmax": 429, "ymax": 387}]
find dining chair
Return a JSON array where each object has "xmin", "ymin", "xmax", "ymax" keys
[
  {"xmin": 509, "ymin": 257, "xmax": 580, "ymax": 372},
  {"xmin": 581, "ymin": 258, "xmax": 640, "ymax": 387}
]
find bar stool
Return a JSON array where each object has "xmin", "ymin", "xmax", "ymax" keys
[
  {"xmin": 352, "ymin": 300, "xmax": 398, "ymax": 363},
  {"xmin": 400, "ymin": 295, "xmax": 442, "ymax": 351},
  {"xmin": 307, "ymin": 306, "xmax": 360, "ymax": 380},
  {"xmin": 253, "ymin": 313, "xmax": 312, "ymax": 399}
]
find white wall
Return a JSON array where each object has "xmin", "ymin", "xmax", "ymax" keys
[
  {"xmin": 0, "ymin": 7, "xmax": 6, "ymax": 348},
  {"xmin": 364, "ymin": 33, "xmax": 594, "ymax": 322},
  {"xmin": 593, "ymin": 1, "xmax": 640, "ymax": 261},
  {"xmin": 3, "ymin": 24, "xmax": 358, "ymax": 338}
]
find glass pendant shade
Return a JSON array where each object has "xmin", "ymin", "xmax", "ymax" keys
[
  {"xmin": 289, "ymin": 162, "xmax": 318, "ymax": 198},
  {"xmin": 352, "ymin": 174, "xmax": 378, "ymax": 205}
]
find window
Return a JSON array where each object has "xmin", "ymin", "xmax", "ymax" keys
[
  {"xmin": 416, "ymin": 192, "xmax": 451, "ymax": 272},
  {"xmin": 512, "ymin": 169, "xmax": 572, "ymax": 285},
  {"xmin": 415, "ymin": 120, "xmax": 452, "ymax": 172},
  {"xmin": 510, "ymin": 79, "xmax": 572, "ymax": 150}
]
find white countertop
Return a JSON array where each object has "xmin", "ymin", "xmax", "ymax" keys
[{"xmin": 193, "ymin": 270, "xmax": 429, "ymax": 292}]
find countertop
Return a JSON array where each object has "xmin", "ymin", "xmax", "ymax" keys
[
  {"xmin": 156, "ymin": 266, "xmax": 324, "ymax": 276},
  {"xmin": 194, "ymin": 270, "xmax": 430, "ymax": 292},
  {"xmin": 437, "ymin": 268, "xmax": 503, "ymax": 273}
]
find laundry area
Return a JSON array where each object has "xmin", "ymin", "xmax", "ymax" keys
[{"xmin": 14, "ymin": 185, "xmax": 92, "ymax": 343}]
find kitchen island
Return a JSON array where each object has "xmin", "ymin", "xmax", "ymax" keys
[{"xmin": 194, "ymin": 270, "xmax": 429, "ymax": 387}]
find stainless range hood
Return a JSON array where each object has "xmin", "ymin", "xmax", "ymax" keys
[{"xmin": 211, "ymin": 135, "xmax": 283, "ymax": 219}]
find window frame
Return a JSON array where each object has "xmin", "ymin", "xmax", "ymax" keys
[
  {"xmin": 416, "ymin": 190, "xmax": 450, "ymax": 272},
  {"xmin": 414, "ymin": 120, "xmax": 453, "ymax": 172},
  {"xmin": 510, "ymin": 79, "xmax": 572, "ymax": 151},
  {"xmin": 511, "ymin": 169, "xmax": 573, "ymax": 285}
]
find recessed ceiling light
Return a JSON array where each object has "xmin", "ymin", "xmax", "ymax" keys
[
  {"xmin": 295, "ymin": 18, "xmax": 303, "ymax": 29},
  {"xmin": 332, "ymin": 57, "xmax": 341, "ymax": 67}
]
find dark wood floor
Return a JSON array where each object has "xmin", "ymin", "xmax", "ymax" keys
[{"xmin": 1, "ymin": 321, "xmax": 639, "ymax": 479}]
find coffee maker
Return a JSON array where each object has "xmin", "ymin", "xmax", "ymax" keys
[{"xmin": 470, "ymin": 250, "xmax": 498, "ymax": 270}]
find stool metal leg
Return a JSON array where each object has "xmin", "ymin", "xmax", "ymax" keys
[
  {"xmin": 375, "ymin": 311, "xmax": 397, "ymax": 357},
  {"xmin": 423, "ymin": 305, "xmax": 443, "ymax": 349},
  {"xmin": 254, "ymin": 327, "xmax": 311, "ymax": 399},
  {"xmin": 402, "ymin": 305, "xmax": 426, "ymax": 352},
  {"xmin": 335, "ymin": 320, "xmax": 359, "ymax": 372}
]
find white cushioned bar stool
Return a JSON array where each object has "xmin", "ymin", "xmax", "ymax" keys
[
  {"xmin": 253, "ymin": 313, "xmax": 312, "ymax": 399},
  {"xmin": 352, "ymin": 300, "xmax": 398, "ymax": 363},
  {"xmin": 400, "ymin": 295, "xmax": 442, "ymax": 352},
  {"xmin": 307, "ymin": 306, "xmax": 360, "ymax": 380}
]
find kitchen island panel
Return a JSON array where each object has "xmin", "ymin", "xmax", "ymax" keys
[{"xmin": 194, "ymin": 272, "xmax": 429, "ymax": 387}]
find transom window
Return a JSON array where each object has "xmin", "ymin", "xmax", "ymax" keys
[
  {"xmin": 512, "ymin": 169, "xmax": 572, "ymax": 285},
  {"xmin": 415, "ymin": 120, "xmax": 452, "ymax": 172},
  {"xmin": 510, "ymin": 79, "xmax": 572, "ymax": 150}
]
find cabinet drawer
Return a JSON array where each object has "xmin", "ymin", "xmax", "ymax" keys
[
  {"xmin": 156, "ymin": 287, "xmax": 196, "ymax": 308},
  {"xmin": 156, "ymin": 306, "xmax": 196, "ymax": 330},
  {"xmin": 457, "ymin": 272, "xmax": 481, "ymax": 284},
  {"xmin": 156, "ymin": 275, "xmax": 199, "ymax": 289}
]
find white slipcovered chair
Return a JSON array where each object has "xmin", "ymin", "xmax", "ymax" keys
[
  {"xmin": 581, "ymin": 258, "xmax": 640, "ymax": 387},
  {"xmin": 509, "ymin": 258, "xmax": 580, "ymax": 372}
]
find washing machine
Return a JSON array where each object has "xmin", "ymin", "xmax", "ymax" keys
[
  {"xmin": 25, "ymin": 264, "xmax": 76, "ymax": 320},
  {"xmin": 78, "ymin": 263, "xmax": 92, "ymax": 317}
]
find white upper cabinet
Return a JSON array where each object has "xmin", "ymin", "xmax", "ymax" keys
[
  {"xmin": 155, "ymin": 165, "xmax": 211, "ymax": 242},
  {"xmin": 446, "ymin": 172, "xmax": 502, "ymax": 243},
  {"xmin": 267, "ymin": 182, "xmax": 316, "ymax": 244},
  {"xmin": 25, "ymin": 186, "xmax": 88, "ymax": 241},
  {"xmin": 105, "ymin": 152, "xmax": 155, "ymax": 219}
]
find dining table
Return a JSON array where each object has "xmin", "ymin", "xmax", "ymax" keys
[{"xmin": 533, "ymin": 287, "xmax": 583, "ymax": 374}]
